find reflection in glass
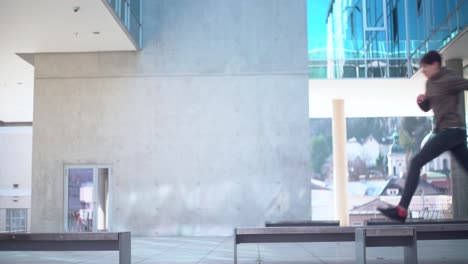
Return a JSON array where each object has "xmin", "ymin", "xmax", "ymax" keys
[
  {"xmin": 97, "ymin": 168, "xmax": 109, "ymax": 231},
  {"xmin": 310, "ymin": 0, "xmax": 467, "ymax": 79},
  {"xmin": 68, "ymin": 168, "xmax": 94, "ymax": 232}
]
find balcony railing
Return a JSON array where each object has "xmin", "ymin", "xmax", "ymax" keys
[
  {"xmin": 105, "ymin": 0, "xmax": 142, "ymax": 48},
  {"xmin": 410, "ymin": 0, "xmax": 467, "ymax": 60}
]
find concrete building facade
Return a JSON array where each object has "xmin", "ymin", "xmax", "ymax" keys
[{"xmin": 31, "ymin": 0, "xmax": 312, "ymax": 235}]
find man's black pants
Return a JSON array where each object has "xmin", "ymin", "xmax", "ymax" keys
[{"xmin": 400, "ymin": 128, "xmax": 468, "ymax": 209}]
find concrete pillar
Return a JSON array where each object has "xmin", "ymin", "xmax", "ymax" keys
[
  {"xmin": 446, "ymin": 59, "xmax": 464, "ymax": 74},
  {"xmin": 332, "ymin": 99, "xmax": 349, "ymax": 226},
  {"xmin": 445, "ymin": 58, "xmax": 468, "ymax": 218}
]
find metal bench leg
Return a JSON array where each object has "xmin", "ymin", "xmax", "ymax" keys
[
  {"xmin": 234, "ymin": 234, "xmax": 238, "ymax": 264},
  {"xmin": 404, "ymin": 232, "xmax": 418, "ymax": 264},
  {"xmin": 355, "ymin": 228, "xmax": 366, "ymax": 264},
  {"xmin": 119, "ymin": 232, "xmax": 131, "ymax": 264}
]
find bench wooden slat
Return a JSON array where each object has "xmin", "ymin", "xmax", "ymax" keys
[
  {"xmin": 366, "ymin": 218, "xmax": 468, "ymax": 225},
  {"xmin": 236, "ymin": 227, "xmax": 356, "ymax": 245},
  {"xmin": 377, "ymin": 224, "xmax": 468, "ymax": 233},
  {"xmin": 392, "ymin": 224, "xmax": 468, "ymax": 240},
  {"xmin": 265, "ymin": 220, "xmax": 340, "ymax": 227},
  {"xmin": 237, "ymin": 224, "xmax": 468, "ymax": 237},
  {"xmin": 0, "ymin": 240, "xmax": 119, "ymax": 251},
  {"xmin": 365, "ymin": 227, "xmax": 414, "ymax": 237},
  {"xmin": 0, "ymin": 232, "xmax": 119, "ymax": 241},
  {"xmin": 416, "ymin": 224, "xmax": 468, "ymax": 232},
  {"xmin": 236, "ymin": 226, "xmax": 355, "ymax": 235},
  {"xmin": 237, "ymin": 233, "xmax": 356, "ymax": 244}
]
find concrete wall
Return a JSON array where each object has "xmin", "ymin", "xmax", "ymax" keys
[{"xmin": 31, "ymin": 0, "xmax": 311, "ymax": 235}]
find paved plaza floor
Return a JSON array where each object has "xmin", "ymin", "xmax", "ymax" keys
[{"xmin": 1, "ymin": 236, "xmax": 468, "ymax": 263}]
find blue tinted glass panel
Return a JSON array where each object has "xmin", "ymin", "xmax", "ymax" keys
[
  {"xmin": 108, "ymin": 0, "xmax": 118, "ymax": 10},
  {"xmin": 129, "ymin": 13, "xmax": 141, "ymax": 46},
  {"xmin": 460, "ymin": 1, "xmax": 468, "ymax": 29},
  {"xmin": 388, "ymin": 59, "xmax": 409, "ymax": 77},
  {"xmin": 366, "ymin": 0, "xmax": 384, "ymax": 27},
  {"xmin": 366, "ymin": 31, "xmax": 387, "ymax": 59},
  {"xmin": 129, "ymin": 0, "xmax": 141, "ymax": 22},
  {"xmin": 120, "ymin": 0, "xmax": 127, "ymax": 22},
  {"xmin": 432, "ymin": 0, "xmax": 448, "ymax": 30}
]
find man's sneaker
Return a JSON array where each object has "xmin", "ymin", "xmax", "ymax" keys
[{"xmin": 377, "ymin": 206, "xmax": 407, "ymax": 223}]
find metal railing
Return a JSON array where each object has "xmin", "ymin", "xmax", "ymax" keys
[
  {"xmin": 411, "ymin": 209, "xmax": 452, "ymax": 220},
  {"xmin": 410, "ymin": 0, "xmax": 467, "ymax": 60},
  {"xmin": 308, "ymin": 57, "xmax": 418, "ymax": 79},
  {"xmin": 310, "ymin": 0, "xmax": 467, "ymax": 79},
  {"xmin": 105, "ymin": 0, "xmax": 142, "ymax": 48}
]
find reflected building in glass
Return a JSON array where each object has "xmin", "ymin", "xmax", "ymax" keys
[{"xmin": 309, "ymin": 0, "xmax": 468, "ymax": 79}]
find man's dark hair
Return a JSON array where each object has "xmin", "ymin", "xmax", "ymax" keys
[{"xmin": 420, "ymin": 50, "xmax": 442, "ymax": 66}]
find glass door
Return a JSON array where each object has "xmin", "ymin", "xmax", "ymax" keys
[{"xmin": 64, "ymin": 166, "xmax": 111, "ymax": 232}]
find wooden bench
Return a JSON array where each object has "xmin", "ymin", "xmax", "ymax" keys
[
  {"xmin": 234, "ymin": 226, "xmax": 355, "ymax": 264},
  {"xmin": 366, "ymin": 218, "xmax": 468, "ymax": 226},
  {"xmin": 234, "ymin": 224, "xmax": 468, "ymax": 264},
  {"xmin": 385, "ymin": 224, "xmax": 468, "ymax": 240},
  {"xmin": 265, "ymin": 220, "xmax": 339, "ymax": 227},
  {"xmin": 356, "ymin": 227, "xmax": 417, "ymax": 264},
  {"xmin": 0, "ymin": 232, "xmax": 131, "ymax": 264}
]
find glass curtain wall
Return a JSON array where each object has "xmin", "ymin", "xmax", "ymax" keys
[
  {"xmin": 411, "ymin": 0, "xmax": 467, "ymax": 71},
  {"xmin": 309, "ymin": 0, "xmax": 467, "ymax": 79}
]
